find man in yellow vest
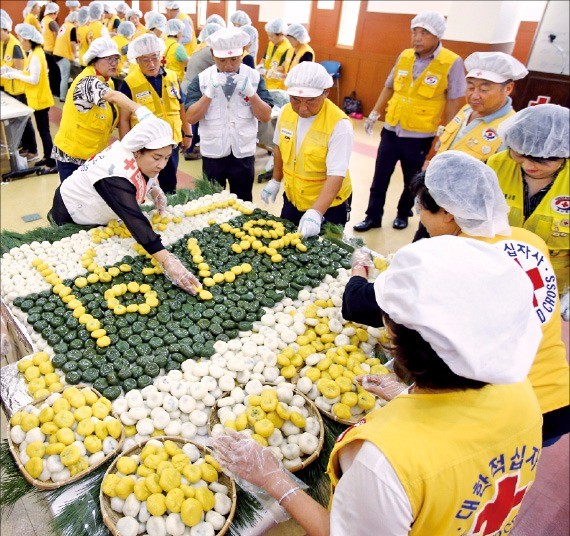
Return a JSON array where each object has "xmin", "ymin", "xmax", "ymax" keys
[
  {"xmin": 165, "ymin": 1, "xmax": 197, "ymax": 57},
  {"xmin": 164, "ymin": 19, "xmax": 189, "ymax": 84},
  {"xmin": 212, "ymin": 237, "xmax": 543, "ymax": 536},
  {"xmin": 489, "ymin": 104, "xmax": 569, "ymax": 294},
  {"xmin": 261, "ymin": 62, "xmax": 353, "ymax": 237},
  {"xmin": 119, "ymin": 33, "xmax": 191, "ymax": 194},
  {"xmin": 354, "ymin": 11, "xmax": 466, "ymax": 232}
]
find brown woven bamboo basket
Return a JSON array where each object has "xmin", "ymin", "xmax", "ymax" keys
[
  {"xmin": 7, "ymin": 384, "xmax": 125, "ymax": 490},
  {"xmin": 208, "ymin": 383, "xmax": 325, "ymax": 472},
  {"xmin": 100, "ymin": 436, "xmax": 236, "ymax": 536}
]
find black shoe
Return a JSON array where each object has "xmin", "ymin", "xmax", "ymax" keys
[
  {"xmin": 392, "ymin": 216, "xmax": 408, "ymax": 229},
  {"xmin": 37, "ymin": 158, "xmax": 56, "ymax": 167},
  {"xmin": 407, "ymin": 209, "xmax": 413, "ymax": 217},
  {"xmin": 353, "ymin": 218, "xmax": 382, "ymax": 232},
  {"xmin": 183, "ymin": 149, "xmax": 201, "ymax": 161},
  {"xmin": 257, "ymin": 169, "xmax": 273, "ymax": 183}
]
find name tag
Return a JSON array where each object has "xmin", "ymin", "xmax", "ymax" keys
[
  {"xmin": 135, "ymin": 90, "xmax": 151, "ymax": 99},
  {"xmin": 281, "ymin": 128, "xmax": 293, "ymax": 138},
  {"xmin": 397, "ymin": 70, "xmax": 408, "ymax": 77}
]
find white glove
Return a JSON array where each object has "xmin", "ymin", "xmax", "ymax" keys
[
  {"xmin": 260, "ymin": 179, "xmax": 281, "ymax": 204},
  {"xmin": 561, "ymin": 291, "xmax": 569, "ymax": 322},
  {"xmin": 160, "ymin": 252, "xmax": 202, "ymax": 295},
  {"xmin": 266, "ymin": 69, "xmax": 281, "ymax": 80},
  {"xmin": 1, "ymin": 67, "xmax": 16, "ymax": 79},
  {"xmin": 234, "ymin": 73, "xmax": 255, "ymax": 97},
  {"xmin": 356, "ymin": 374, "xmax": 409, "ymax": 401},
  {"xmin": 203, "ymin": 72, "xmax": 226, "ymax": 99},
  {"xmin": 255, "ymin": 64, "xmax": 266, "ymax": 75},
  {"xmin": 298, "ymin": 209, "xmax": 323, "ymax": 238},
  {"xmin": 135, "ymin": 105, "xmax": 154, "ymax": 122},
  {"xmin": 364, "ymin": 110, "xmax": 380, "ymax": 136},
  {"xmin": 351, "ymin": 248, "xmax": 374, "ymax": 277},
  {"xmin": 149, "ymin": 185, "xmax": 167, "ymax": 215}
]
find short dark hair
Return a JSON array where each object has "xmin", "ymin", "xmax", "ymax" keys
[
  {"xmin": 382, "ymin": 314, "xmax": 488, "ymax": 391},
  {"xmin": 410, "ymin": 171, "xmax": 440, "ymax": 214}
]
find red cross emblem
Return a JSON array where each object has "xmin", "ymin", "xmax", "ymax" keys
[
  {"xmin": 298, "ymin": 89, "xmax": 304, "ymax": 94},
  {"xmin": 514, "ymin": 259, "xmax": 544, "ymax": 308},
  {"xmin": 528, "ymin": 95, "xmax": 550, "ymax": 106},
  {"xmin": 244, "ymin": 96, "xmax": 250, "ymax": 102},
  {"xmin": 124, "ymin": 158, "xmax": 137, "ymax": 171},
  {"xmin": 472, "ymin": 474, "xmax": 528, "ymax": 535},
  {"xmin": 476, "ymin": 71, "xmax": 483, "ymax": 76},
  {"xmin": 227, "ymin": 50, "xmax": 233, "ymax": 55}
]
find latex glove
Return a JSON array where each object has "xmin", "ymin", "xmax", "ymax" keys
[
  {"xmin": 203, "ymin": 72, "xmax": 226, "ymax": 99},
  {"xmin": 234, "ymin": 73, "xmax": 255, "ymax": 97},
  {"xmin": 134, "ymin": 105, "xmax": 154, "ymax": 122},
  {"xmin": 266, "ymin": 68, "xmax": 280, "ymax": 80},
  {"xmin": 364, "ymin": 110, "xmax": 380, "ymax": 136},
  {"xmin": 0, "ymin": 315, "xmax": 12, "ymax": 357},
  {"xmin": 351, "ymin": 247, "xmax": 374, "ymax": 277},
  {"xmin": 160, "ymin": 252, "xmax": 201, "ymax": 295},
  {"xmin": 1, "ymin": 67, "xmax": 16, "ymax": 79},
  {"xmin": 298, "ymin": 209, "xmax": 323, "ymax": 238},
  {"xmin": 561, "ymin": 291, "xmax": 569, "ymax": 321},
  {"xmin": 260, "ymin": 178, "xmax": 281, "ymax": 205},
  {"xmin": 149, "ymin": 185, "xmax": 167, "ymax": 215},
  {"xmin": 356, "ymin": 373, "xmax": 409, "ymax": 401},
  {"xmin": 255, "ymin": 63, "xmax": 267, "ymax": 75}
]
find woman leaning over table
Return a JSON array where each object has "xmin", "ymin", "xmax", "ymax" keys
[{"xmin": 213, "ymin": 236, "xmax": 543, "ymax": 536}]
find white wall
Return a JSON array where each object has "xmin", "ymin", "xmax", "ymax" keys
[
  {"xmin": 254, "ymin": 0, "xmax": 312, "ymax": 24},
  {"xmin": 527, "ymin": 0, "xmax": 569, "ymax": 74},
  {"xmin": 366, "ymin": 1, "xmax": 453, "ymax": 15}
]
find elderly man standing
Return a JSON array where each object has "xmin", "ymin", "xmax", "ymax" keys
[
  {"xmin": 354, "ymin": 11, "xmax": 466, "ymax": 232},
  {"xmin": 119, "ymin": 34, "xmax": 192, "ymax": 193},
  {"xmin": 261, "ymin": 62, "xmax": 353, "ymax": 238},
  {"xmin": 185, "ymin": 28, "xmax": 272, "ymax": 201}
]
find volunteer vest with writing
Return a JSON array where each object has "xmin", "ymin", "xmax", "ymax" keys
[
  {"xmin": 263, "ymin": 39, "xmax": 292, "ymax": 90},
  {"xmin": 282, "ymin": 44, "xmax": 315, "ymax": 73},
  {"xmin": 279, "ymin": 99, "xmax": 352, "ymax": 212},
  {"xmin": 54, "ymin": 66, "xmax": 118, "ymax": 160},
  {"xmin": 385, "ymin": 47, "xmax": 458, "ymax": 133},
  {"xmin": 111, "ymin": 34, "xmax": 129, "ymax": 74},
  {"xmin": 489, "ymin": 150, "xmax": 569, "ymax": 290},
  {"xmin": 328, "ymin": 381, "xmax": 542, "ymax": 535},
  {"xmin": 53, "ymin": 21, "xmax": 75, "ymax": 61},
  {"xmin": 197, "ymin": 64, "xmax": 259, "ymax": 159},
  {"xmin": 178, "ymin": 13, "xmax": 197, "ymax": 57},
  {"xmin": 124, "ymin": 67, "xmax": 182, "ymax": 144},
  {"xmin": 22, "ymin": 47, "xmax": 54, "ymax": 110},
  {"xmin": 24, "ymin": 13, "xmax": 41, "ymax": 33},
  {"xmin": 132, "ymin": 24, "xmax": 147, "ymax": 41},
  {"xmin": 437, "ymin": 104, "xmax": 515, "ymax": 160},
  {"xmin": 41, "ymin": 14, "xmax": 57, "ymax": 52},
  {"xmin": 0, "ymin": 34, "xmax": 25, "ymax": 96},
  {"xmin": 60, "ymin": 141, "xmax": 152, "ymax": 225},
  {"xmin": 164, "ymin": 37, "xmax": 185, "ymax": 83},
  {"xmin": 77, "ymin": 25, "xmax": 90, "ymax": 66},
  {"xmin": 468, "ymin": 228, "xmax": 569, "ymax": 414}
]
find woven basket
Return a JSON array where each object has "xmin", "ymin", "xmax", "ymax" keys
[
  {"xmin": 7, "ymin": 384, "xmax": 125, "ymax": 490},
  {"xmin": 100, "ymin": 436, "xmax": 236, "ymax": 536},
  {"xmin": 208, "ymin": 384, "xmax": 325, "ymax": 472}
]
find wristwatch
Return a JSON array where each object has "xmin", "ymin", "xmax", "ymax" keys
[{"xmin": 183, "ymin": 134, "xmax": 192, "ymax": 138}]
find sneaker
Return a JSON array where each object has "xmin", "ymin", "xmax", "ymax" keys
[
  {"xmin": 26, "ymin": 153, "xmax": 40, "ymax": 162},
  {"xmin": 183, "ymin": 149, "xmax": 202, "ymax": 161}
]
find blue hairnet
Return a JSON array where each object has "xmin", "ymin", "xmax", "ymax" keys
[
  {"xmin": 15, "ymin": 22, "xmax": 43, "ymax": 44},
  {"xmin": 198, "ymin": 22, "xmax": 222, "ymax": 42},
  {"xmin": 230, "ymin": 10, "xmax": 251, "ymax": 26},
  {"xmin": 146, "ymin": 12, "xmax": 166, "ymax": 32},
  {"xmin": 240, "ymin": 25, "xmax": 258, "ymax": 47},
  {"xmin": 44, "ymin": 2, "xmax": 60, "ymax": 15},
  {"xmin": 165, "ymin": 18, "xmax": 185, "ymax": 36},
  {"xmin": 77, "ymin": 6, "xmax": 90, "ymax": 25},
  {"xmin": 88, "ymin": 2, "xmax": 104, "ymax": 20},
  {"xmin": 265, "ymin": 18, "xmax": 286, "ymax": 35},
  {"xmin": 286, "ymin": 23, "xmax": 310, "ymax": 44},
  {"xmin": 0, "ymin": 12, "xmax": 12, "ymax": 31},
  {"xmin": 117, "ymin": 20, "xmax": 135, "ymax": 38},
  {"xmin": 66, "ymin": 11, "xmax": 79, "ymax": 23},
  {"xmin": 206, "ymin": 14, "xmax": 226, "ymax": 27}
]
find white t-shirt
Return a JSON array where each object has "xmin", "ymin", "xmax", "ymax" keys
[
  {"xmin": 330, "ymin": 440, "xmax": 414, "ymax": 536},
  {"xmin": 273, "ymin": 107, "xmax": 354, "ymax": 177}
]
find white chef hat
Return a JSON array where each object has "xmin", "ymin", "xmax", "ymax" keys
[
  {"xmin": 165, "ymin": 1, "xmax": 180, "ymax": 9},
  {"xmin": 15, "ymin": 23, "xmax": 43, "ymax": 44},
  {"xmin": 411, "ymin": 11, "xmax": 446, "ymax": 39},
  {"xmin": 265, "ymin": 18, "xmax": 287, "ymax": 35},
  {"xmin": 66, "ymin": 1, "xmax": 80, "ymax": 7},
  {"xmin": 286, "ymin": 23, "xmax": 310, "ymax": 44},
  {"xmin": 498, "ymin": 104, "xmax": 569, "ymax": 159},
  {"xmin": 165, "ymin": 18, "xmax": 185, "ymax": 36},
  {"xmin": 127, "ymin": 33, "xmax": 166, "ymax": 61},
  {"xmin": 88, "ymin": 2, "xmax": 104, "ymax": 20},
  {"xmin": 83, "ymin": 37, "xmax": 118, "ymax": 65},
  {"xmin": 116, "ymin": 2, "xmax": 129, "ymax": 15},
  {"xmin": 146, "ymin": 12, "xmax": 167, "ymax": 32},
  {"xmin": 206, "ymin": 14, "xmax": 226, "ymax": 27},
  {"xmin": 1, "ymin": 13, "xmax": 12, "ymax": 31},
  {"xmin": 117, "ymin": 20, "xmax": 135, "ymax": 38},
  {"xmin": 44, "ymin": 2, "xmax": 60, "ymax": 15},
  {"xmin": 206, "ymin": 27, "xmax": 250, "ymax": 58},
  {"xmin": 465, "ymin": 52, "xmax": 528, "ymax": 83},
  {"xmin": 230, "ymin": 10, "xmax": 251, "ymax": 27},
  {"xmin": 126, "ymin": 8, "xmax": 143, "ymax": 21},
  {"xmin": 285, "ymin": 61, "xmax": 333, "ymax": 97},
  {"xmin": 198, "ymin": 22, "xmax": 222, "ymax": 42},
  {"xmin": 121, "ymin": 116, "xmax": 177, "ymax": 152},
  {"xmin": 425, "ymin": 151, "xmax": 511, "ymax": 238},
  {"xmin": 77, "ymin": 6, "xmax": 90, "ymax": 25},
  {"xmin": 374, "ymin": 236, "xmax": 541, "ymax": 384}
]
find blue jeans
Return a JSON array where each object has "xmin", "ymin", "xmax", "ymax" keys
[
  {"xmin": 56, "ymin": 160, "xmax": 81, "ymax": 182},
  {"xmin": 56, "ymin": 57, "xmax": 71, "ymax": 101}
]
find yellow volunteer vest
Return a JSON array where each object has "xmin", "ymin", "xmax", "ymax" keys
[
  {"xmin": 328, "ymin": 381, "xmax": 542, "ymax": 535},
  {"xmin": 53, "ymin": 21, "xmax": 75, "ymax": 60},
  {"xmin": 106, "ymin": 15, "xmax": 120, "ymax": 34},
  {"xmin": 263, "ymin": 39, "xmax": 292, "ymax": 90},
  {"xmin": 124, "ymin": 67, "xmax": 182, "ymax": 144},
  {"xmin": 86, "ymin": 20, "xmax": 105, "ymax": 47},
  {"xmin": 25, "ymin": 13, "xmax": 41, "ymax": 33},
  {"xmin": 385, "ymin": 47, "xmax": 458, "ymax": 133},
  {"xmin": 22, "ymin": 47, "xmax": 54, "ymax": 110},
  {"xmin": 1, "ymin": 34, "xmax": 25, "ymax": 96},
  {"xmin": 282, "ymin": 43, "xmax": 315, "ymax": 73},
  {"xmin": 279, "ymin": 99, "xmax": 352, "ymax": 212},
  {"xmin": 112, "ymin": 34, "xmax": 129, "ymax": 75},
  {"xmin": 178, "ymin": 13, "xmax": 197, "ymax": 56},
  {"xmin": 467, "ymin": 228, "xmax": 569, "ymax": 414},
  {"xmin": 41, "ymin": 14, "xmax": 57, "ymax": 52},
  {"xmin": 77, "ymin": 25, "xmax": 90, "ymax": 66},
  {"xmin": 164, "ymin": 37, "xmax": 185, "ymax": 82},
  {"xmin": 54, "ymin": 66, "xmax": 118, "ymax": 160},
  {"xmin": 132, "ymin": 23, "xmax": 148, "ymax": 41},
  {"xmin": 437, "ymin": 104, "xmax": 515, "ymax": 160},
  {"xmin": 488, "ymin": 150, "xmax": 570, "ymax": 291}
]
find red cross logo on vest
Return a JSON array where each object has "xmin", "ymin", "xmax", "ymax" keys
[
  {"xmin": 244, "ymin": 96, "xmax": 250, "ymax": 103},
  {"xmin": 514, "ymin": 258, "xmax": 544, "ymax": 307},
  {"xmin": 528, "ymin": 95, "xmax": 550, "ymax": 106},
  {"xmin": 471, "ymin": 474, "xmax": 528, "ymax": 535},
  {"xmin": 124, "ymin": 158, "xmax": 137, "ymax": 171}
]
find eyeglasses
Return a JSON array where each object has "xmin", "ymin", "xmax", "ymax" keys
[
  {"xmin": 102, "ymin": 55, "xmax": 120, "ymax": 65},
  {"xmin": 138, "ymin": 54, "xmax": 161, "ymax": 66}
]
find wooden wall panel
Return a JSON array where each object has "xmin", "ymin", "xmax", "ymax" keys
[
  {"xmin": 206, "ymin": 2, "xmax": 226, "ymax": 20},
  {"xmin": 511, "ymin": 21, "xmax": 539, "ymax": 64}
]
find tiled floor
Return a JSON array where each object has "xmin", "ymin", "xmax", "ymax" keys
[{"xmin": 1, "ymin": 104, "xmax": 568, "ymax": 535}]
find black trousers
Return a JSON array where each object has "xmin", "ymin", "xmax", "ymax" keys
[
  {"xmin": 281, "ymin": 193, "xmax": 352, "ymax": 227},
  {"xmin": 202, "ymin": 153, "xmax": 255, "ymax": 202},
  {"xmin": 365, "ymin": 128, "xmax": 434, "ymax": 223},
  {"xmin": 12, "ymin": 93, "xmax": 38, "ymax": 153},
  {"xmin": 157, "ymin": 144, "xmax": 179, "ymax": 194},
  {"xmin": 45, "ymin": 52, "xmax": 61, "ymax": 96},
  {"xmin": 33, "ymin": 107, "xmax": 54, "ymax": 163}
]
